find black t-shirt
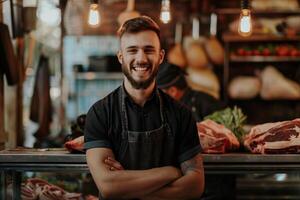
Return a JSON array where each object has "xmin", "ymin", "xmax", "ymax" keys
[
  {"xmin": 180, "ymin": 88, "xmax": 225, "ymax": 122},
  {"xmin": 84, "ymin": 86, "xmax": 201, "ymax": 165}
]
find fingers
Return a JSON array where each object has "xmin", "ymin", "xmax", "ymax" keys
[{"xmin": 104, "ymin": 157, "xmax": 124, "ymax": 170}]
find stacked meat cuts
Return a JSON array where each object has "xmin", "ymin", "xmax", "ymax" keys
[
  {"xmin": 244, "ymin": 118, "xmax": 300, "ymax": 154},
  {"xmin": 197, "ymin": 119, "xmax": 240, "ymax": 153},
  {"xmin": 21, "ymin": 178, "xmax": 81, "ymax": 200}
]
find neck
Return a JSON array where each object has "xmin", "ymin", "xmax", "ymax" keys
[{"xmin": 124, "ymin": 79, "xmax": 156, "ymax": 107}]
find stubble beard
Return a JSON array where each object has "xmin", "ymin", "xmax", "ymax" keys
[{"xmin": 122, "ymin": 62, "xmax": 159, "ymax": 89}]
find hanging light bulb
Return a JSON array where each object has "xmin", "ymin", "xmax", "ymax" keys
[
  {"xmin": 88, "ymin": 0, "xmax": 100, "ymax": 27},
  {"xmin": 160, "ymin": 0, "xmax": 171, "ymax": 24},
  {"xmin": 238, "ymin": 0, "xmax": 252, "ymax": 37}
]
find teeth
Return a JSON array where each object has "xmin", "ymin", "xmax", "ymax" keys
[{"xmin": 134, "ymin": 67, "xmax": 148, "ymax": 71}]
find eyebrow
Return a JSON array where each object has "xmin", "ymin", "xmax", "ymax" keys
[{"xmin": 125, "ymin": 45, "xmax": 156, "ymax": 50}]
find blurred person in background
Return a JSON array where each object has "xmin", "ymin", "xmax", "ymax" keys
[
  {"xmin": 157, "ymin": 62, "xmax": 235, "ymax": 200},
  {"xmin": 157, "ymin": 62, "xmax": 224, "ymax": 122}
]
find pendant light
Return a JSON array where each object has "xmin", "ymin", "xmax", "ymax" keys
[
  {"xmin": 88, "ymin": 0, "xmax": 100, "ymax": 27},
  {"xmin": 238, "ymin": 0, "xmax": 252, "ymax": 37},
  {"xmin": 160, "ymin": 0, "xmax": 171, "ymax": 24}
]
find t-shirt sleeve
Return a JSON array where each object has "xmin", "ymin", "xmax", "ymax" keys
[
  {"xmin": 177, "ymin": 106, "xmax": 202, "ymax": 163},
  {"xmin": 84, "ymin": 103, "xmax": 112, "ymax": 150}
]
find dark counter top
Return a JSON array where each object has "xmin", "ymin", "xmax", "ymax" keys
[
  {"xmin": 0, "ymin": 148, "xmax": 85, "ymax": 163},
  {"xmin": 1, "ymin": 149, "xmax": 300, "ymax": 173}
]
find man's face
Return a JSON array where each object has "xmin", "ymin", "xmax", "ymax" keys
[{"xmin": 117, "ymin": 30, "xmax": 165, "ymax": 89}]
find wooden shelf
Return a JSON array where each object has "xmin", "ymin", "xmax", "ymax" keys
[
  {"xmin": 213, "ymin": 8, "xmax": 300, "ymax": 15},
  {"xmin": 223, "ymin": 33, "xmax": 300, "ymax": 42},
  {"xmin": 74, "ymin": 72, "xmax": 123, "ymax": 80},
  {"xmin": 229, "ymin": 98, "xmax": 300, "ymax": 103},
  {"xmin": 230, "ymin": 55, "xmax": 300, "ymax": 62}
]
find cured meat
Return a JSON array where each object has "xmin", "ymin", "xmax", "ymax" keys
[
  {"xmin": 185, "ymin": 42, "xmax": 208, "ymax": 69},
  {"xmin": 186, "ymin": 67, "xmax": 220, "ymax": 99},
  {"xmin": 260, "ymin": 66, "xmax": 300, "ymax": 100},
  {"xmin": 117, "ymin": 0, "xmax": 140, "ymax": 26},
  {"xmin": 29, "ymin": 56, "xmax": 52, "ymax": 144},
  {"xmin": 197, "ymin": 119, "xmax": 240, "ymax": 153},
  {"xmin": 168, "ymin": 23, "xmax": 186, "ymax": 69},
  {"xmin": 244, "ymin": 119, "xmax": 300, "ymax": 154},
  {"xmin": 229, "ymin": 76, "xmax": 261, "ymax": 99},
  {"xmin": 167, "ymin": 43, "xmax": 187, "ymax": 68}
]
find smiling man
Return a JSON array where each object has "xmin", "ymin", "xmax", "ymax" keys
[{"xmin": 84, "ymin": 16, "xmax": 204, "ymax": 200}]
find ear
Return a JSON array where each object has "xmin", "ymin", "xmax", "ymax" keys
[
  {"xmin": 117, "ymin": 50, "xmax": 123, "ymax": 64},
  {"xmin": 158, "ymin": 49, "xmax": 165, "ymax": 65}
]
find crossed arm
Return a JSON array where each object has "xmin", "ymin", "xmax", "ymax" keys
[
  {"xmin": 142, "ymin": 154, "xmax": 205, "ymax": 200},
  {"xmin": 86, "ymin": 148, "xmax": 204, "ymax": 200}
]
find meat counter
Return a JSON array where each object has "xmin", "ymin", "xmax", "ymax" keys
[{"xmin": 1, "ymin": 149, "xmax": 300, "ymax": 199}]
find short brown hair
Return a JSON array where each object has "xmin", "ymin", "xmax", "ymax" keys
[{"xmin": 117, "ymin": 16, "xmax": 161, "ymax": 42}]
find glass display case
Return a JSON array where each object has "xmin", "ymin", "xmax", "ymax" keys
[{"xmin": 1, "ymin": 149, "xmax": 300, "ymax": 199}]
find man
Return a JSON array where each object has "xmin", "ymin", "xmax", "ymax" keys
[
  {"xmin": 156, "ymin": 63, "xmax": 224, "ymax": 122},
  {"xmin": 84, "ymin": 16, "xmax": 204, "ymax": 200},
  {"xmin": 157, "ymin": 63, "xmax": 235, "ymax": 200}
]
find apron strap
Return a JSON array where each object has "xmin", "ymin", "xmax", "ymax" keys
[
  {"xmin": 119, "ymin": 86, "xmax": 128, "ymax": 139},
  {"xmin": 120, "ymin": 86, "xmax": 168, "ymax": 133}
]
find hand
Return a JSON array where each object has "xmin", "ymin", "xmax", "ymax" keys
[{"xmin": 104, "ymin": 156, "xmax": 124, "ymax": 171}]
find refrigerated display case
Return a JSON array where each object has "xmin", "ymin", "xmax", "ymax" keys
[{"xmin": 1, "ymin": 149, "xmax": 300, "ymax": 199}]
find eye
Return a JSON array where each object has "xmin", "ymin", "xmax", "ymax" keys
[
  {"xmin": 144, "ymin": 48, "xmax": 156, "ymax": 54},
  {"xmin": 127, "ymin": 49, "xmax": 137, "ymax": 54}
]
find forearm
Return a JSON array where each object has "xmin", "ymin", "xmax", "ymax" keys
[
  {"xmin": 145, "ymin": 171, "xmax": 204, "ymax": 199},
  {"xmin": 144, "ymin": 154, "xmax": 205, "ymax": 200},
  {"xmin": 94, "ymin": 166, "xmax": 181, "ymax": 199}
]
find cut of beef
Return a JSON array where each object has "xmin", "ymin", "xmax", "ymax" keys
[
  {"xmin": 21, "ymin": 178, "xmax": 82, "ymax": 200},
  {"xmin": 197, "ymin": 119, "xmax": 240, "ymax": 153},
  {"xmin": 244, "ymin": 118, "xmax": 300, "ymax": 154}
]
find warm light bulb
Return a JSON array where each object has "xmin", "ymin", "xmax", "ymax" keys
[
  {"xmin": 160, "ymin": 10, "xmax": 171, "ymax": 24},
  {"xmin": 88, "ymin": 3, "xmax": 100, "ymax": 27},
  {"xmin": 238, "ymin": 9, "xmax": 252, "ymax": 37},
  {"xmin": 160, "ymin": 0, "xmax": 171, "ymax": 24}
]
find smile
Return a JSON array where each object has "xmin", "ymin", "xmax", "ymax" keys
[
  {"xmin": 132, "ymin": 64, "xmax": 151, "ymax": 72},
  {"xmin": 133, "ymin": 67, "xmax": 149, "ymax": 71}
]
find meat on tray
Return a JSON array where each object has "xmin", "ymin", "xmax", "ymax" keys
[
  {"xmin": 244, "ymin": 118, "xmax": 300, "ymax": 154},
  {"xmin": 197, "ymin": 119, "xmax": 240, "ymax": 153},
  {"xmin": 21, "ymin": 178, "xmax": 82, "ymax": 200}
]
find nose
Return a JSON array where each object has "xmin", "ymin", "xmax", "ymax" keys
[{"xmin": 136, "ymin": 49, "xmax": 147, "ymax": 64}]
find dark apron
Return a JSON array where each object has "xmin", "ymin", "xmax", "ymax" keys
[{"xmin": 117, "ymin": 87, "xmax": 175, "ymax": 170}]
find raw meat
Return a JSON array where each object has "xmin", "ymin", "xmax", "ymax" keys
[
  {"xmin": 197, "ymin": 119, "xmax": 240, "ymax": 153},
  {"xmin": 244, "ymin": 119, "xmax": 300, "ymax": 154},
  {"xmin": 21, "ymin": 178, "xmax": 82, "ymax": 200},
  {"xmin": 65, "ymin": 136, "xmax": 85, "ymax": 153}
]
